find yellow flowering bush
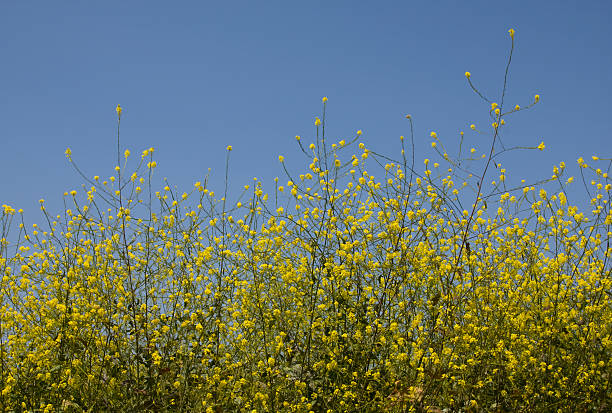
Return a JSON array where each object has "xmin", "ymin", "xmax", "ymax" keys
[{"xmin": 0, "ymin": 31, "xmax": 610, "ymax": 412}]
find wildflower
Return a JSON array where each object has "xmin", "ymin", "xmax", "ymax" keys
[
  {"xmin": 322, "ymin": 96, "xmax": 328, "ymax": 103},
  {"xmin": 537, "ymin": 141, "xmax": 545, "ymax": 151},
  {"xmin": 405, "ymin": 114, "xmax": 411, "ymax": 119},
  {"xmin": 357, "ymin": 130, "xmax": 363, "ymax": 136},
  {"xmin": 465, "ymin": 71, "xmax": 471, "ymax": 78},
  {"xmin": 430, "ymin": 131, "xmax": 437, "ymax": 138},
  {"xmin": 278, "ymin": 155, "xmax": 285, "ymax": 163},
  {"xmin": 534, "ymin": 94, "xmax": 540, "ymax": 102},
  {"xmin": 124, "ymin": 149, "xmax": 130, "ymax": 159},
  {"xmin": 65, "ymin": 147, "xmax": 72, "ymax": 159},
  {"xmin": 226, "ymin": 145, "xmax": 233, "ymax": 151},
  {"xmin": 315, "ymin": 117, "xmax": 321, "ymax": 126},
  {"xmin": 295, "ymin": 135, "xmax": 301, "ymax": 141},
  {"xmin": 470, "ymin": 124, "xmax": 476, "ymax": 130},
  {"xmin": 508, "ymin": 28, "xmax": 515, "ymax": 38},
  {"xmin": 116, "ymin": 104, "xmax": 122, "ymax": 117},
  {"xmin": 2, "ymin": 205, "xmax": 15, "ymax": 214}
]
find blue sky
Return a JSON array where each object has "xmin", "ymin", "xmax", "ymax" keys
[{"xmin": 1, "ymin": 1, "xmax": 611, "ymax": 225}]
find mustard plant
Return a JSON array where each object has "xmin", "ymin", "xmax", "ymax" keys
[{"xmin": 0, "ymin": 29, "xmax": 610, "ymax": 412}]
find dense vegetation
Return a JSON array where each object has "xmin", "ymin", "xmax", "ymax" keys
[{"xmin": 0, "ymin": 30, "xmax": 610, "ymax": 412}]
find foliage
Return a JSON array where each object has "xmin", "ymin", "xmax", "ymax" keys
[{"xmin": 0, "ymin": 30, "xmax": 610, "ymax": 412}]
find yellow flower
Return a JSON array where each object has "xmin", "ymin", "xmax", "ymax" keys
[
  {"xmin": 470, "ymin": 124, "xmax": 476, "ymax": 130},
  {"xmin": 534, "ymin": 94, "xmax": 540, "ymax": 102},
  {"xmin": 295, "ymin": 135, "xmax": 301, "ymax": 141},
  {"xmin": 124, "ymin": 149, "xmax": 130, "ymax": 159},
  {"xmin": 465, "ymin": 71, "xmax": 471, "ymax": 78},
  {"xmin": 334, "ymin": 159, "xmax": 341, "ymax": 168},
  {"xmin": 226, "ymin": 145, "xmax": 232, "ymax": 151},
  {"xmin": 116, "ymin": 104, "xmax": 122, "ymax": 117},
  {"xmin": 430, "ymin": 131, "xmax": 437, "ymax": 138},
  {"xmin": 322, "ymin": 96, "xmax": 328, "ymax": 103},
  {"xmin": 315, "ymin": 117, "xmax": 321, "ymax": 126},
  {"xmin": 515, "ymin": 104, "xmax": 520, "ymax": 111},
  {"xmin": 508, "ymin": 28, "xmax": 515, "ymax": 38},
  {"xmin": 537, "ymin": 141, "xmax": 545, "ymax": 151},
  {"xmin": 278, "ymin": 155, "xmax": 285, "ymax": 163},
  {"xmin": 405, "ymin": 114, "xmax": 411, "ymax": 119},
  {"xmin": 592, "ymin": 156, "xmax": 599, "ymax": 161},
  {"xmin": 65, "ymin": 147, "xmax": 72, "ymax": 158},
  {"xmin": 357, "ymin": 130, "xmax": 363, "ymax": 136}
]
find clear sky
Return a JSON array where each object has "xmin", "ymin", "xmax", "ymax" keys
[{"xmin": 1, "ymin": 1, "xmax": 611, "ymax": 225}]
